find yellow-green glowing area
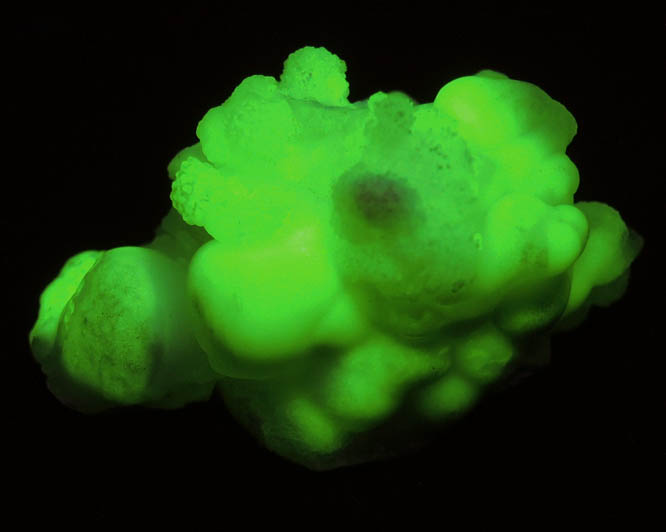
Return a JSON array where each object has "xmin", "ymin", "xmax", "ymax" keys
[
  {"xmin": 29, "ymin": 46, "xmax": 644, "ymax": 470},
  {"xmin": 418, "ymin": 374, "xmax": 479, "ymax": 419},
  {"xmin": 283, "ymin": 397, "xmax": 343, "ymax": 454}
]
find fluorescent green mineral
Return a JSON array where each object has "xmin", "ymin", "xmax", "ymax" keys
[{"xmin": 29, "ymin": 46, "xmax": 643, "ymax": 470}]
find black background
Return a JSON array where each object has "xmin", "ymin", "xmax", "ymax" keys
[{"xmin": 9, "ymin": 4, "xmax": 664, "ymax": 524}]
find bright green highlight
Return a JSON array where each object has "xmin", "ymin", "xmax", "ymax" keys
[{"xmin": 29, "ymin": 46, "xmax": 643, "ymax": 469}]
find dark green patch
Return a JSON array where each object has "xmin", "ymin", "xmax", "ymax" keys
[
  {"xmin": 451, "ymin": 280, "xmax": 465, "ymax": 293},
  {"xmin": 354, "ymin": 176, "xmax": 405, "ymax": 223}
]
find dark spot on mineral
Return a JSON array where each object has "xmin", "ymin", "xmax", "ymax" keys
[
  {"xmin": 451, "ymin": 280, "xmax": 465, "ymax": 293},
  {"xmin": 354, "ymin": 176, "xmax": 404, "ymax": 222}
]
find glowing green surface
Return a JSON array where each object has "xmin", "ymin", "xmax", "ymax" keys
[{"xmin": 29, "ymin": 46, "xmax": 644, "ymax": 470}]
